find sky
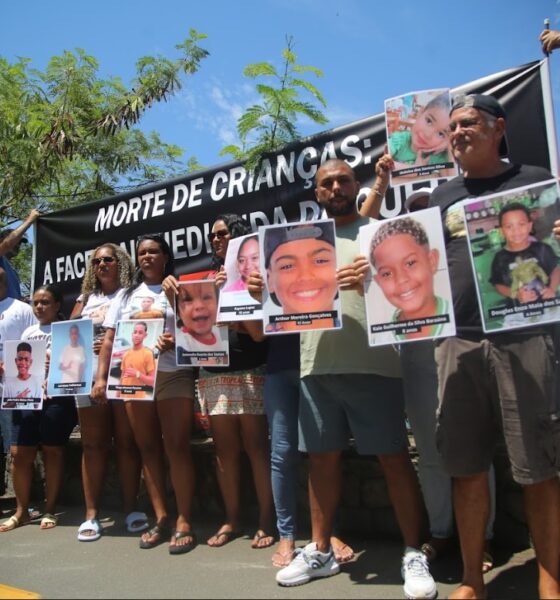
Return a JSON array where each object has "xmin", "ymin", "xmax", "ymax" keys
[{"xmin": 2, "ymin": 0, "xmax": 560, "ymax": 175}]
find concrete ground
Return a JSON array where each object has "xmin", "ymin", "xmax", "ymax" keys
[{"xmin": 0, "ymin": 501, "xmax": 538, "ymax": 599}]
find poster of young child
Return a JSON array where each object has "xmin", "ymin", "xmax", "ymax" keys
[
  {"xmin": 106, "ymin": 319, "xmax": 164, "ymax": 400},
  {"xmin": 175, "ymin": 280, "xmax": 229, "ymax": 366},
  {"xmin": 385, "ymin": 88, "xmax": 457, "ymax": 187},
  {"xmin": 48, "ymin": 320, "xmax": 93, "ymax": 396},
  {"xmin": 1, "ymin": 339, "xmax": 47, "ymax": 410},
  {"xmin": 217, "ymin": 233, "xmax": 262, "ymax": 321},
  {"xmin": 259, "ymin": 220, "xmax": 342, "ymax": 334},
  {"xmin": 463, "ymin": 179, "xmax": 560, "ymax": 333},
  {"xmin": 359, "ymin": 207, "xmax": 456, "ymax": 347}
]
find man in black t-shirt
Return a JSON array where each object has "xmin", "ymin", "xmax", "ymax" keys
[{"xmin": 429, "ymin": 94, "xmax": 560, "ymax": 600}]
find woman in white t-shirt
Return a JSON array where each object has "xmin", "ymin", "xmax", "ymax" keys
[
  {"xmin": 92, "ymin": 234, "xmax": 197, "ymax": 554},
  {"xmin": 70, "ymin": 243, "xmax": 148, "ymax": 542}
]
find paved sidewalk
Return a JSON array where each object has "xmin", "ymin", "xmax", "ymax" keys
[{"xmin": 0, "ymin": 503, "xmax": 538, "ymax": 599}]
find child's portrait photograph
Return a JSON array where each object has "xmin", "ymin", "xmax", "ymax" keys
[
  {"xmin": 217, "ymin": 233, "xmax": 262, "ymax": 321},
  {"xmin": 48, "ymin": 319, "xmax": 93, "ymax": 397},
  {"xmin": 106, "ymin": 318, "xmax": 164, "ymax": 401},
  {"xmin": 463, "ymin": 179, "xmax": 560, "ymax": 333},
  {"xmin": 259, "ymin": 219, "xmax": 342, "ymax": 335},
  {"xmin": 175, "ymin": 280, "xmax": 229, "ymax": 366},
  {"xmin": 2, "ymin": 339, "xmax": 47, "ymax": 410},
  {"xmin": 359, "ymin": 207, "xmax": 456, "ymax": 347},
  {"xmin": 385, "ymin": 88, "xmax": 457, "ymax": 187}
]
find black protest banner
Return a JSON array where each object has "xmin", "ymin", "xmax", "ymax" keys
[{"xmin": 35, "ymin": 60, "xmax": 555, "ymax": 311}]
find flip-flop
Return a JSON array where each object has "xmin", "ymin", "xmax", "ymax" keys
[
  {"xmin": 40, "ymin": 513, "xmax": 57, "ymax": 530},
  {"xmin": 77, "ymin": 518, "xmax": 103, "ymax": 542},
  {"xmin": 207, "ymin": 528, "xmax": 242, "ymax": 547},
  {"xmin": 272, "ymin": 549, "xmax": 294, "ymax": 567},
  {"xmin": 125, "ymin": 511, "xmax": 149, "ymax": 533},
  {"xmin": 168, "ymin": 530, "xmax": 197, "ymax": 555},
  {"xmin": 139, "ymin": 524, "xmax": 169, "ymax": 549},
  {"xmin": 0, "ymin": 515, "xmax": 21, "ymax": 533},
  {"xmin": 251, "ymin": 529, "xmax": 275, "ymax": 549}
]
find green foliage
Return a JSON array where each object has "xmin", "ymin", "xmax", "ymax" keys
[
  {"xmin": 0, "ymin": 29, "xmax": 209, "ymax": 224},
  {"xmin": 220, "ymin": 36, "xmax": 328, "ymax": 171}
]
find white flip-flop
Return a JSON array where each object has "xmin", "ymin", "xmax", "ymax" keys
[
  {"xmin": 77, "ymin": 518, "xmax": 102, "ymax": 542},
  {"xmin": 126, "ymin": 511, "xmax": 149, "ymax": 533}
]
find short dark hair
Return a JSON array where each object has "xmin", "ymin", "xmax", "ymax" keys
[
  {"xmin": 498, "ymin": 202, "xmax": 531, "ymax": 226},
  {"xmin": 16, "ymin": 342, "xmax": 32, "ymax": 354}
]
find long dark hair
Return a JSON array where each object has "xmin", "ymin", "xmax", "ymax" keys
[
  {"xmin": 124, "ymin": 234, "xmax": 175, "ymax": 301},
  {"xmin": 210, "ymin": 213, "xmax": 252, "ymax": 270}
]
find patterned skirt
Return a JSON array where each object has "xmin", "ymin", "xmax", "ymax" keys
[{"xmin": 198, "ymin": 366, "xmax": 266, "ymax": 416}]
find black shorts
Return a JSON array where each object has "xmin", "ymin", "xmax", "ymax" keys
[{"xmin": 11, "ymin": 398, "xmax": 78, "ymax": 447}]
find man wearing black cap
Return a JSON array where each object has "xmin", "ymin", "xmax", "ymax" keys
[
  {"xmin": 429, "ymin": 94, "xmax": 559, "ymax": 599},
  {"xmin": 276, "ymin": 159, "xmax": 436, "ymax": 599},
  {"xmin": 0, "ymin": 208, "xmax": 40, "ymax": 299}
]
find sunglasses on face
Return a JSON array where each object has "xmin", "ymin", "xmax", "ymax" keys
[
  {"xmin": 92, "ymin": 256, "xmax": 115, "ymax": 266},
  {"xmin": 208, "ymin": 229, "xmax": 230, "ymax": 242}
]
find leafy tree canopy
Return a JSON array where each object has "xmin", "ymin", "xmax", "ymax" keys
[
  {"xmin": 0, "ymin": 28, "xmax": 208, "ymax": 225},
  {"xmin": 220, "ymin": 36, "xmax": 328, "ymax": 171}
]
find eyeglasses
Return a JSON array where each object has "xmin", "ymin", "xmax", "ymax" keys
[
  {"xmin": 92, "ymin": 256, "xmax": 115, "ymax": 266},
  {"xmin": 208, "ymin": 229, "xmax": 230, "ymax": 242}
]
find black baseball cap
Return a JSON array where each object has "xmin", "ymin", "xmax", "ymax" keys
[
  {"xmin": 0, "ymin": 228, "xmax": 28, "ymax": 244},
  {"xmin": 450, "ymin": 93, "xmax": 508, "ymax": 157},
  {"xmin": 264, "ymin": 222, "xmax": 335, "ymax": 269}
]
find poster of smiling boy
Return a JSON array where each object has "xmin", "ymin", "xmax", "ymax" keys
[
  {"xmin": 175, "ymin": 280, "xmax": 229, "ymax": 366},
  {"xmin": 48, "ymin": 319, "xmax": 93, "ymax": 396},
  {"xmin": 359, "ymin": 207, "xmax": 455, "ymax": 347},
  {"xmin": 217, "ymin": 233, "xmax": 263, "ymax": 322},
  {"xmin": 2, "ymin": 339, "xmax": 47, "ymax": 410},
  {"xmin": 463, "ymin": 179, "xmax": 560, "ymax": 333},
  {"xmin": 106, "ymin": 318, "xmax": 163, "ymax": 401},
  {"xmin": 385, "ymin": 88, "xmax": 457, "ymax": 187},
  {"xmin": 259, "ymin": 219, "xmax": 342, "ymax": 334}
]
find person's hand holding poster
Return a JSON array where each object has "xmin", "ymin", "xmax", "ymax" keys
[
  {"xmin": 463, "ymin": 179, "xmax": 560, "ymax": 333},
  {"xmin": 359, "ymin": 207, "xmax": 455, "ymax": 346},
  {"xmin": 107, "ymin": 319, "xmax": 164, "ymax": 400},
  {"xmin": 48, "ymin": 320, "xmax": 93, "ymax": 396},
  {"xmin": 217, "ymin": 233, "xmax": 262, "ymax": 321},
  {"xmin": 385, "ymin": 88, "xmax": 457, "ymax": 187},
  {"xmin": 175, "ymin": 280, "xmax": 229, "ymax": 366},
  {"xmin": 259, "ymin": 219, "xmax": 342, "ymax": 334},
  {"xmin": 2, "ymin": 339, "xmax": 47, "ymax": 410}
]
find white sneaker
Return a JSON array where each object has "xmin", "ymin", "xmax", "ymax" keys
[
  {"xmin": 276, "ymin": 542, "xmax": 340, "ymax": 586},
  {"xmin": 401, "ymin": 547, "xmax": 437, "ymax": 599}
]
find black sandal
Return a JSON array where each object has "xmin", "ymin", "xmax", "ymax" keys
[
  {"xmin": 169, "ymin": 530, "xmax": 197, "ymax": 555},
  {"xmin": 139, "ymin": 524, "xmax": 169, "ymax": 549}
]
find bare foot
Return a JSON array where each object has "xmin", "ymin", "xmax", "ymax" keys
[
  {"xmin": 449, "ymin": 584, "xmax": 487, "ymax": 599},
  {"xmin": 330, "ymin": 535, "xmax": 354, "ymax": 563},
  {"xmin": 272, "ymin": 538, "xmax": 295, "ymax": 567}
]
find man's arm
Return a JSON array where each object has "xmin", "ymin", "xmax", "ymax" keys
[
  {"xmin": 540, "ymin": 29, "xmax": 560, "ymax": 53},
  {"xmin": 0, "ymin": 209, "xmax": 40, "ymax": 256}
]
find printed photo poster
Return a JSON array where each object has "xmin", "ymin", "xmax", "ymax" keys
[
  {"xmin": 463, "ymin": 179, "xmax": 560, "ymax": 333},
  {"xmin": 1, "ymin": 339, "xmax": 47, "ymax": 410},
  {"xmin": 106, "ymin": 318, "xmax": 164, "ymax": 401},
  {"xmin": 359, "ymin": 207, "xmax": 456, "ymax": 347},
  {"xmin": 259, "ymin": 219, "xmax": 342, "ymax": 334},
  {"xmin": 175, "ymin": 280, "xmax": 229, "ymax": 366},
  {"xmin": 48, "ymin": 320, "xmax": 93, "ymax": 396},
  {"xmin": 385, "ymin": 88, "xmax": 457, "ymax": 187},
  {"xmin": 217, "ymin": 233, "xmax": 263, "ymax": 322}
]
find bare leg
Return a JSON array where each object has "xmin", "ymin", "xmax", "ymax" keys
[
  {"xmin": 157, "ymin": 396, "xmax": 195, "ymax": 549},
  {"xmin": 78, "ymin": 404, "xmax": 112, "ymax": 523},
  {"xmin": 0, "ymin": 445, "xmax": 36, "ymax": 527},
  {"xmin": 378, "ymin": 451, "xmax": 425, "ymax": 549},
  {"xmin": 207, "ymin": 415, "xmax": 241, "ymax": 546},
  {"xmin": 125, "ymin": 402, "xmax": 168, "ymax": 544},
  {"xmin": 112, "ymin": 402, "xmax": 142, "ymax": 515},
  {"xmin": 523, "ymin": 477, "xmax": 560, "ymax": 599},
  {"xmin": 450, "ymin": 472, "xmax": 488, "ymax": 600},
  {"xmin": 240, "ymin": 414, "xmax": 275, "ymax": 547},
  {"xmin": 42, "ymin": 445, "xmax": 65, "ymax": 520},
  {"xmin": 308, "ymin": 451, "xmax": 341, "ymax": 553}
]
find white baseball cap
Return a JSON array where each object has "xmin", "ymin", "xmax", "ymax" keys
[{"xmin": 404, "ymin": 187, "xmax": 433, "ymax": 212}]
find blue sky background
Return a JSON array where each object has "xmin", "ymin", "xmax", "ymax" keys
[{"xmin": 2, "ymin": 0, "xmax": 559, "ymax": 173}]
